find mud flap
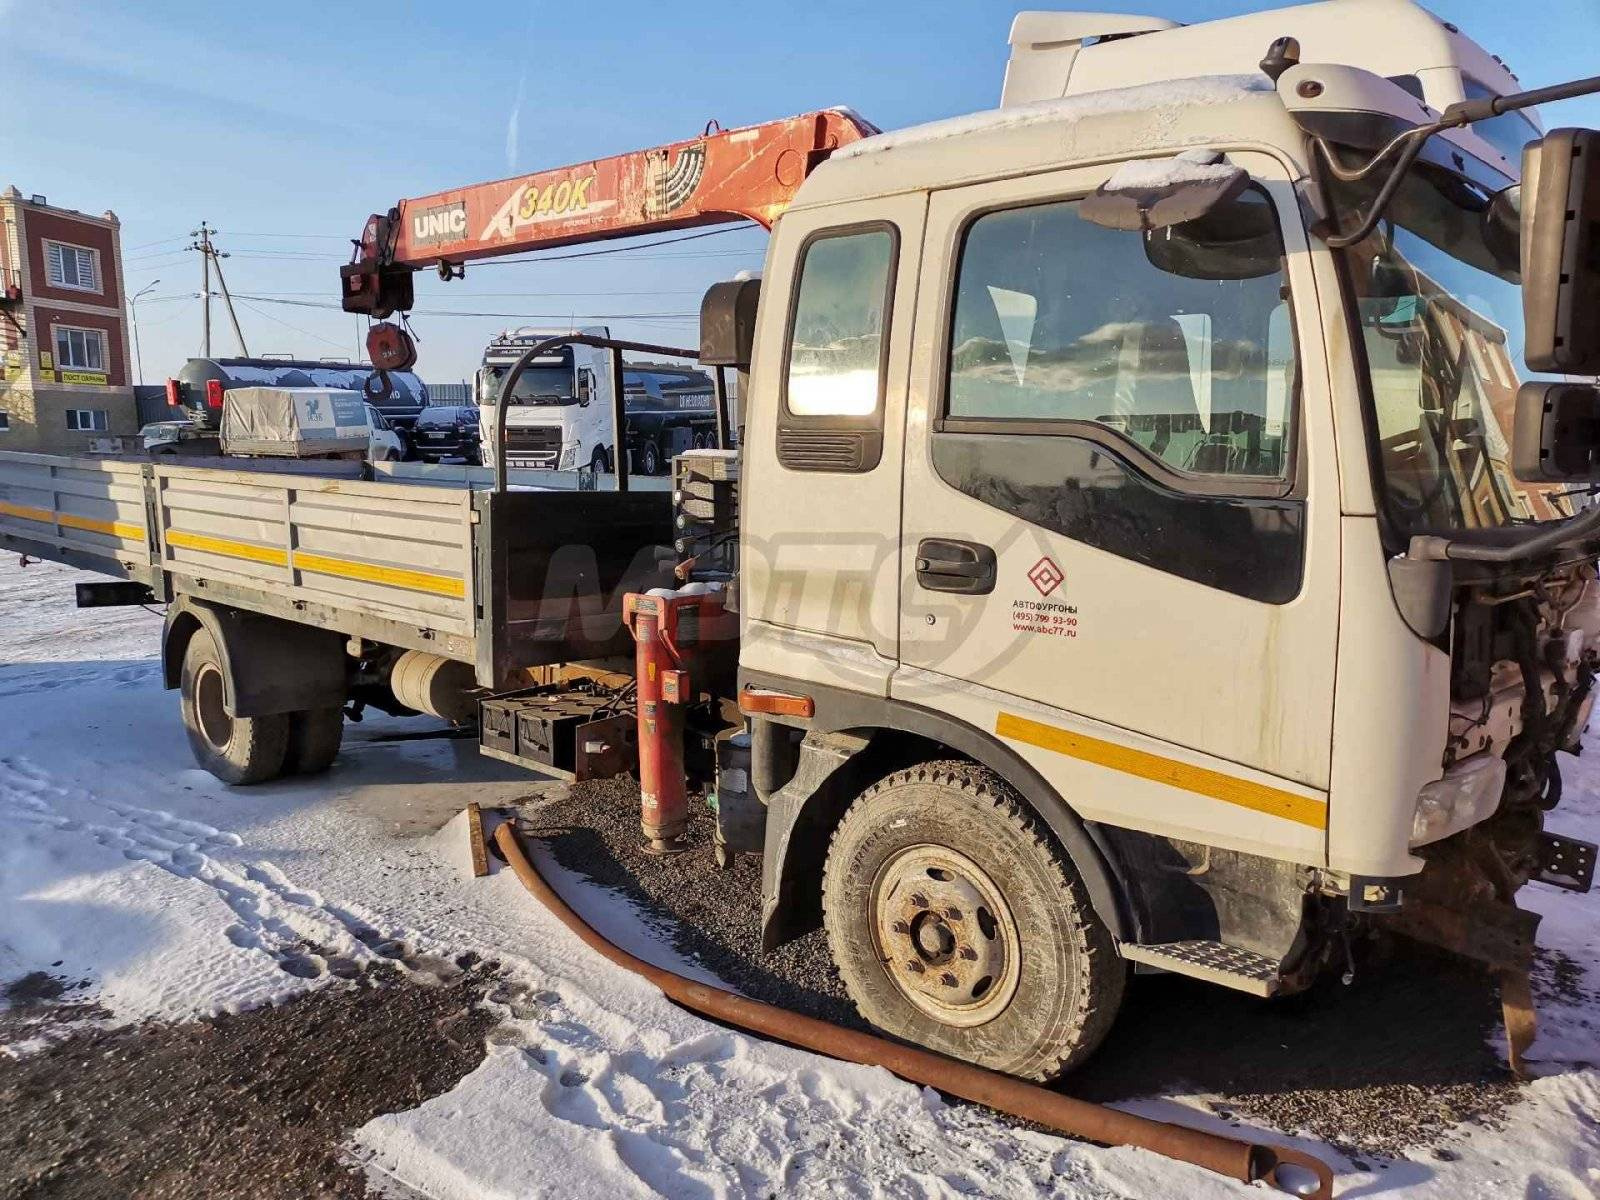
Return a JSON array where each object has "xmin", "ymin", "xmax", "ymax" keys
[{"xmin": 1498, "ymin": 968, "xmax": 1539, "ymax": 1080}]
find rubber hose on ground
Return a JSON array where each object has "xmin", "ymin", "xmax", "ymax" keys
[{"xmin": 489, "ymin": 817, "xmax": 1334, "ymax": 1199}]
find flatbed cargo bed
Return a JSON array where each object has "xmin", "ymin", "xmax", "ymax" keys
[{"xmin": 0, "ymin": 450, "xmax": 671, "ymax": 683}]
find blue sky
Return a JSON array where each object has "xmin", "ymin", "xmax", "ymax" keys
[{"xmin": 5, "ymin": 0, "xmax": 1598, "ymax": 385}]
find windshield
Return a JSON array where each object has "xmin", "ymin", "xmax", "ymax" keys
[
  {"xmin": 486, "ymin": 364, "xmax": 577, "ymax": 405},
  {"xmin": 1334, "ymin": 158, "xmax": 1573, "ymax": 538}
]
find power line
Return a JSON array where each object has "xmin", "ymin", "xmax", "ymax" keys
[
  {"xmin": 471, "ymin": 228, "xmax": 757, "ymax": 266},
  {"xmin": 224, "ymin": 231, "xmax": 352, "ymax": 241},
  {"xmin": 125, "ymin": 250, "xmax": 194, "ymax": 265},
  {"xmin": 232, "ymin": 297, "xmax": 350, "ymax": 351},
  {"xmin": 232, "ymin": 293, "xmax": 698, "ymax": 320},
  {"xmin": 123, "ymin": 235, "xmax": 188, "ymax": 252},
  {"xmin": 240, "ymin": 288, "xmax": 706, "ymax": 298}
]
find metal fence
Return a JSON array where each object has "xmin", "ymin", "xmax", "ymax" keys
[
  {"xmin": 425, "ymin": 382, "xmax": 474, "ymax": 405},
  {"xmin": 133, "ymin": 385, "xmax": 170, "ymax": 426}
]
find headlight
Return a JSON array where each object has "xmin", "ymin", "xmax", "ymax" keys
[
  {"xmin": 1410, "ymin": 754, "xmax": 1506, "ymax": 846},
  {"xmin": 558, "ymin": 444, "xmax": 578, "ymax": 471}
]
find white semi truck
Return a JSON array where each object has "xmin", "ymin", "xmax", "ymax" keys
[
  {"xmin": 476, "ymin": 326, "xmax": 720, "ymax": 474},
  {"xmin": 8, "ymin": 0, "xmax": 1600, "ymax": 1086}
]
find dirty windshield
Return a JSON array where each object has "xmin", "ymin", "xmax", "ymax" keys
[{"xmin": 1335, "ymin": 156, "xmax": 1573, "ymax": 537}]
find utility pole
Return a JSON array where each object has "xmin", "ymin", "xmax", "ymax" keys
[
  {"xmin": 189, "ymin": 222, "xmax": 249, "ymax": 358},
  {"xmin": 193, "ymin": 223, "xmax": 211, "ymax": 356}
]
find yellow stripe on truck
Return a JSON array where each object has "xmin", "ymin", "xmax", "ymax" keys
[
  {"xmin": 293, "ymin": 551, "xmax": 465, "ymax": 599},
  {"xmin": 0, "ymin": 500, "xmax": 145, "ymax": 542},
  {"xmin": 165, "ymin": 528, "xmax": 289, "ymax": 567},
  {"xmin": 162, "ymin": 531, "xmax": 463, "ymax": 598},
  {"xmin": 995, "ymin": 711, "xmax": 1328, "ymax": 830}
]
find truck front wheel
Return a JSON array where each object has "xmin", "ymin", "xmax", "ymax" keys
[
  {"xmin": 179, "ymin": 628, "xmax": 290, "ymax": 785},
  {"xmin": 822, "ymin": 761, "xmax": 1124, "ymax": 1080}
]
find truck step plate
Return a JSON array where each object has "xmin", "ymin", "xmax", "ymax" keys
[
  {"xmin": 1119, "ymin": 940, "xmax": 1282, "ymax": 997},
  {"xmin": 1535, "ymin": 830, "xmax": 1597, "ymax": 894}
]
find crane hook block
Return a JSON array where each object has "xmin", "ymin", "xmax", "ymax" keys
[{"xmin": 366, "ymin": 322, "xmax": 418, "ymax": 373}]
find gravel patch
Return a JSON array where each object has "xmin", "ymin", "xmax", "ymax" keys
[
  {"xmin": 533, "ymin": 779, "xmax": 1530, "ymax": 1161},
  {"xmin": 0, "ymin": 962, "xmax": 497, "ymax": 1200},
  {"xmin": 524, "ymin": 777, "xmax": 860, "ymax": 1029}
]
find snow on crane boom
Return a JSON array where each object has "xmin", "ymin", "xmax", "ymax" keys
[{"xmin": 341, "ymin": 109, "xmax": 878, "ymax": 318}]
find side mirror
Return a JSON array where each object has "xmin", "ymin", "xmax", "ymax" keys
[
  {"xmin": 1082, "ymin": 149, "xmax": 1250, "ymax": 232},
  {"xmin": 1513, "ymin": 380, "xmax": 1600, "ymax": 481},
  {"xmin": 1140, "ymin": 184, "xmax": 1281, "ymax": 281},
  {"xmin": 701, "ymin": 278, "xmax": 761, "ymax": 369},
  {"xmin": 577, "ymin": 369, "xmax": 593, "ymax": 406},
  {"xmin": 1522, "ymin": 129, "xmax": 1600, "ymax": 374}
]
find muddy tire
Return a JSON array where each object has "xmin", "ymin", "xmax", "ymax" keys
[
  {"xmin": 822, "ymin": 760, "xmax": 1124, "ymax": 1080},
  {"xmin": 179, "ymin": 629, "xmax": 289, "ymax": 785},
  {"xmin": 283, "ymin": 707, "xmax": 344, "ymax": 776}
]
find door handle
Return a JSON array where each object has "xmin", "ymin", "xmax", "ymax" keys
[{"xmin": 916, "ymin": 538, "xmax": 997, "ymax": 595}]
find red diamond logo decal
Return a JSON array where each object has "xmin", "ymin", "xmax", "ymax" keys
[{"xmin": 1027, "ymin": 556, "xmax": 1064, "ymax": 596}]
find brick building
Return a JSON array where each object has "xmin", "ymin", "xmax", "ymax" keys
[{"xmin": 0, "ymin": 186, "xmax": 138, "ymax": 453}]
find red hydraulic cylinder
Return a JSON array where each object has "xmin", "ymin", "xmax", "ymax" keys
[
  {"xmin": 630, "ymin": 601, "xmax": 686, "ymax": 852},
  {"xmin": 623, "ymin": 587, "xmax": 731, "ymax": 853}
]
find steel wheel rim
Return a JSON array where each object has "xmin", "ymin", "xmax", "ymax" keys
[
  {"xmin": 869, "ymin": 843, "xmax": 1022, "ymax": 1028},
  {"xmin": 194, "ymin": 662, "xmax": 233, "ymax": 751}
]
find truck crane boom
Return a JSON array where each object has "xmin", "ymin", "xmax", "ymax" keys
[{"xmin": 340, "ymin": 108, "xmax": 878, "ymax": 319}]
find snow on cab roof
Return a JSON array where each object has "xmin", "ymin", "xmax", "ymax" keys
[{"xmin": 833, "ymin": 74, "xmax": 1274, "ymax": 161}]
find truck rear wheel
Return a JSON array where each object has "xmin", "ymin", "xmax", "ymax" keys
[
  {"xmin": 822, "ymin": 761, "xmax": 1124, "ymax": 1080},
  {"xmin": 283, "ymin": 708, "xmax": 344, "ymax": 776},
  {"xmin": 179, "ymin": 629, "xmax": 289, "ymax": 785},
  {"xmin": 638, "ymin": 439, "xmax": 662, "ymax": 475}
]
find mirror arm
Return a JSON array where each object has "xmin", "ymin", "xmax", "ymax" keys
[
  {"xmin": 1317, "ymin": 132, "xmax": 1432, "ymax": 248},
  {"xmin": 1409, "ymin": 503, "xmax": 1600, "ymax": 565},
  {"xmin": 1441, "ymin": 74, "xmax": 1600, "ymax": 126},
  {"xmin": 1314, "ymin": 74, "xmax": 1600, "ymax": 252},
  {"xmin": 1313, "ymin": 127, "xmax": 1426, "ymax": 184}
]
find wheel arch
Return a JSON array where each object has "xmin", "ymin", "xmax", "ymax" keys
[
  {"xmin": 162, "ymin": 598, "xmax": 348, "ymax": 718},
  {"xmin": 750, "ymin": 679, "xmax": 1138, "ymax": 951}
]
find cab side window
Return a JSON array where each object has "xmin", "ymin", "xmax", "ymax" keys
[
  {"xmin": 934, "ymin": 188, "xmax": 1305, "ymax": 603},
  {"xmin": 780, "ymin": 226, "xmax": 897, "ymax": 471},
  {"xmin": 946, "ymin": 191, "xmax": 1294, "ymax": 481}
]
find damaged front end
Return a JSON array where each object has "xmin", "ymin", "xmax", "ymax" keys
[{"xmin": 1375, "ymin": 567, "xmax": 1600, "ymax": 1074}]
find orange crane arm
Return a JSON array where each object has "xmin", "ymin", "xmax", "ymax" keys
[{"xmin": 341, "ymin": 109, "xmax": 877, "ymax": 317}]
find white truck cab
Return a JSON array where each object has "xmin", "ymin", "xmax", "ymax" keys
[
  {"xmin": 730, "ymin": 0, "xmax": 1597, "ymax": 1078},
  {"xmin": 476, "ymin": 325, "xmax": 615, "ymax": 472}
]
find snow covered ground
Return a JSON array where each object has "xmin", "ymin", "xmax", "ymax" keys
[{"xmin": 1, "ymin": 554, "xmax": 1597, "ymax": 1198}]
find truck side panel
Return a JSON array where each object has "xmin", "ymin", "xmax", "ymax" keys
[
  {"xmin": 154, "ymin": 464, "xmax": 476, "ymax": 639},
  {"xmin": 0, "ymin": 452, "xmax": 154, "ymax": 585}
]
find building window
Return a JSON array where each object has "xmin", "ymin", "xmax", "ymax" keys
[
  {"xmin": 65, "ymin": 409, "xmax": 108, "ymax": 432},
  {"xmin": 55, "ymin": 326, "xmax": 106, "ymax": 372},
  {"xmin": 0, "ymin": 412, "xmax": 9, "ymax": 432},
  {"xmin": 44, "ymin": 240, "xmax": 100, "ymax": 292}
]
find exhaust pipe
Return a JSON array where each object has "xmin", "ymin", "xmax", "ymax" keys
[{"xmin": 489, "ymin": 817, "xmax": 1334, "ymax": 1198}]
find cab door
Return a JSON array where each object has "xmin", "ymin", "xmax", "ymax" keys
[
  {"xmin": 895, "ymin": 152, "xmax": 1340, "ymax": 866},
  {"xmin": 740, "ymin": 193, "xmax": 926, "ymax": 695}
]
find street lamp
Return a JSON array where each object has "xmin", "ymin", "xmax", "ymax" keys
[{"xmin": 130, "ymin": 279, "xmax": 160, "ymax": 386}]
